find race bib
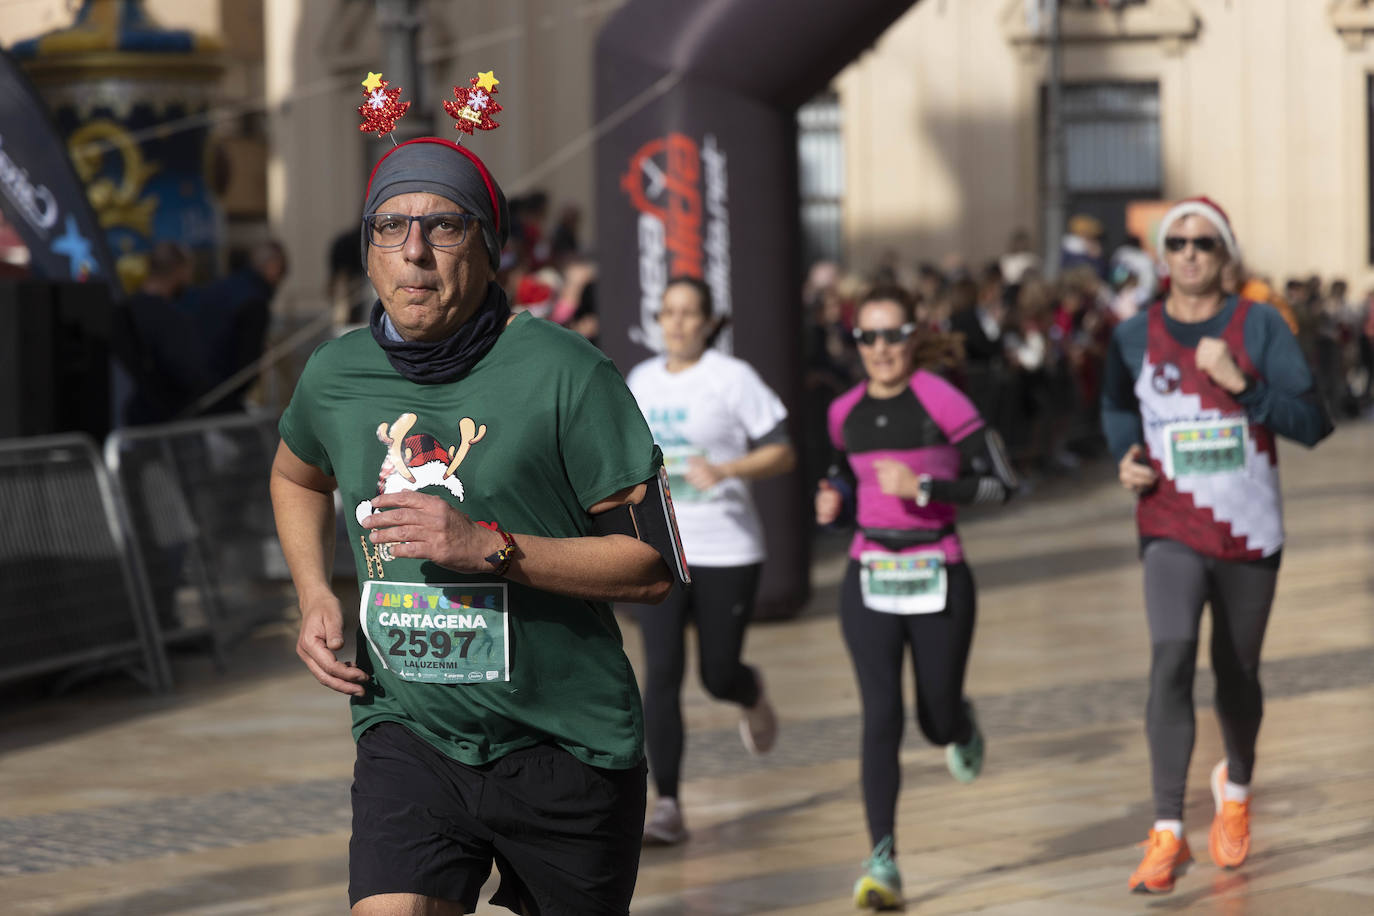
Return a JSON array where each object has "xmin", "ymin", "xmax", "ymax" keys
[
  {"xmin": 1162, "ymin": 418, "xmax": 1248, "ymax": 479},
  {"xmin": 662, "ymin": 446, "xmax": 711, "ymax": 502},
  {"xmin": 859, "ymin": 549, "xmax": 947, "ymax": 615},
  {"xmin": 360, "ymin": 581, "xmax": 509, "ymax": 684}
]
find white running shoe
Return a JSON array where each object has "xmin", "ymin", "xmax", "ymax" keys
[{"xmin": 643, "ymin": 797, "xmax": 688, "ymax": 846}]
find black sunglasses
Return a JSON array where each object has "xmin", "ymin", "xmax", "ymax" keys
[
  {"xmin": 1163, "ymin": 235, "xmax": 1222, "ymax": 254},
  {"xmin": 853, "ymin": 323, "xmax": 917, "ymax": 346}
]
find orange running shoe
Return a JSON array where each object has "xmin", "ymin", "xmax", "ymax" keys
[
  {"xmin": 1128, "ymin": 829, "xmax": 1192, "ymax": 894},
  {"xmin": 1209, "ymin": 760, "xmax": 1251, "ymax": 868}
]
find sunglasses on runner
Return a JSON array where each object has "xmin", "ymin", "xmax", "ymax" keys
[
  {"xmin": 1163, "ymin": 235, "xmax": 1222, "ymax": 254},
  {"xmin": 853, "ymin": 323, "xmax": 917, "ymax": 346}
]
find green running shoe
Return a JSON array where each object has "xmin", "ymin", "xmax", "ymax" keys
[
  {"xmin": 945, "ymin": 699, "xmax": 984, "ymax": 783},
  {"xmin": 852, "ymin": 835, "xmax": 903, "ymax": 910}
]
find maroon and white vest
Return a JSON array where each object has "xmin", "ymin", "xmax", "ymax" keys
[{"xmin": 1134, "ymin": 300, "xmax": 1282, "ymax": 560}]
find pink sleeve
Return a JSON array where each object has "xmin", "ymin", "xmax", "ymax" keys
[
  {"xmin": 911, "ymin": 370, "xmax": 984, "ymax": 443},
  {"xmin": 827, "ymin": 383, "xmax": 867, "ymax": 451}
]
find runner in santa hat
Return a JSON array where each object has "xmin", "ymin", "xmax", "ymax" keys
[{"xmin": 1101, "ymin": 195, "xmax": 1332, "ymax": 894}]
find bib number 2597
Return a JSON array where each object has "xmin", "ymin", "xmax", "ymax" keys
[{"xmin": 360, "ymin": 581, "xmax": 509, "ymax": 684}]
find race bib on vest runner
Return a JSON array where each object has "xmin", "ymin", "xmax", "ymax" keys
[
  {"xmin": 661, "ymin": 446, "xmax": 710, "ymax": 502},
  {"xmin": 360, "ymin": 581, "xmax": 509, "ymax": 684},
  {"xmin": 859, "ymin": 549, "xmax": 947, "ymax": 615},
  {"xmin": 1162, "ymin": 418, "xmax": 1247, "ymax": 479}
]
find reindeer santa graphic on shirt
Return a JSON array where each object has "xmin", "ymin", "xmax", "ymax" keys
[{"xmin": 356, "ymin": 412, "xmax": 487, "ymax": 566}]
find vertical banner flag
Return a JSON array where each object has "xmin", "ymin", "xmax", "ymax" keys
[{"xmin": 0, "ymin": 48, "xmax": 119, "ymax": 297}]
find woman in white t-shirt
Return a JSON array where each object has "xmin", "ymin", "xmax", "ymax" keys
[{"xmin": 625, "ymin": 276, "xmax": 796, "ymax": 846}]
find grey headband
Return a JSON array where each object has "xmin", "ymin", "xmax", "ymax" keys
[{"xmin": 362, "ymin": 139, "xmax": 510, "ymax": 270}]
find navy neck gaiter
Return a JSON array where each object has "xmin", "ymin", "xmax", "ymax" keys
[{"xmin": 369, "ymin": 282, "xmax": 511, "ymax": 384}]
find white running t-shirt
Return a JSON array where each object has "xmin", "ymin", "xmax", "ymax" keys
[{"xmin": 626, "ymin": 349, "xmax": 788, "ymax": 567}]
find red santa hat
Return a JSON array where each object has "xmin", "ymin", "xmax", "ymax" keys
[{"xmin": 1156, "ymin": 195, "xmax": 1240, "ymax": 261}]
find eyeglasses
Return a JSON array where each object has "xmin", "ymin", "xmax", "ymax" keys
[
  {"xmin": 365, "ymin": 212, "xmax": 479, "ymax": 249},
  {"xmin": 1163, "ymin": 235, "xmax": 1222, "ymax": 254},
  {"xmin": 853, "ymin": 323, "xmax": 917, "ymax": 346}
]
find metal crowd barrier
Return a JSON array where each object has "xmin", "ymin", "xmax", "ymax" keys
[
  {"xmin": 0, "ymin": 434, "xmax": 171, "ymax": 692},
  {"xmin": 104, "ymin": 412, "xmax": 294, "ymax": 668}
]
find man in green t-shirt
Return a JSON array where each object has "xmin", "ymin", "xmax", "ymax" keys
[{"xmin": 270, "ymin": 136, "xmax": 671, "ymax": 916}]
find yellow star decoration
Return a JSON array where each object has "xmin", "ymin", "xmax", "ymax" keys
[
  {"xmin": 362, "ymin": 72, "xmax": 384, "ymax": 92},
  {"xmin": 475, "ymin": 71, "xmax": 499, "ymax": 92}
]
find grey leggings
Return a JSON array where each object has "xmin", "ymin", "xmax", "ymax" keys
[{"xmin": 1143, "ymin": 539, "xmax": 1279, "ymax": 820}]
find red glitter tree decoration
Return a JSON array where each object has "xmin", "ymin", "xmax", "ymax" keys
[
  {"xmin": 358, "ymin": 71, "xmax": 411, "ymax": 138},
  {"xmin": 444, "ymin": 71, "xmax": 502, "ymax": 136}
]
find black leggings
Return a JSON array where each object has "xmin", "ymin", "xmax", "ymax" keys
[
  {"xmin": 632, "ymin": 563, "xmax": 763, "ymax": 799},
  {"xmin": 840, "ymin": 558, "xmax": 977, "ymax": 848},
  {"xmin": 1143, "ymin": 539, "xmax": 1279, "ymax": 820}
]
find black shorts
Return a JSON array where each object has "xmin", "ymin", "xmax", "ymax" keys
[{"xmin": 349, "ymin": 722, "xmax": 647, "ymax": 915}]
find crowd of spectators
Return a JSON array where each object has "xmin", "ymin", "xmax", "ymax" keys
[
  {"xmin": 802, "ymin": 221, "xmax": 1374, "ymax": 489},
  {"xmin": 110, "ymin": 239, "xmax": 288, "ymax": 428}
]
